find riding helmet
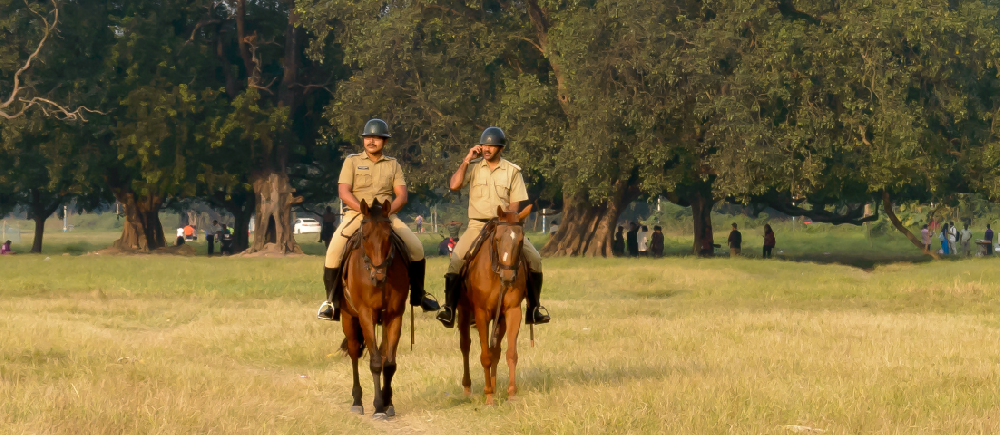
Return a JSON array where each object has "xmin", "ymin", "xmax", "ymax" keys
[
  {"xmin": 479, "ymin": 127, "xmax": 507, "ymax": 147},
  {"xmin": 361, "ymin": 119, "xmax": 392, "ymax": 138}
]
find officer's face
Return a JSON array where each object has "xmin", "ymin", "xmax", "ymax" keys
[
  {"xmin": 481, "ymin": 145, "xmax": 502, "ymax": 161},
  {"xmin": 363, "ymin": 136, "xmax": 386, "ymax": 155}
]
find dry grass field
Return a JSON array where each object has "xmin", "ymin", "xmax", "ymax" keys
[{"xmin": 2, "ymin": 231, "xmax": 1000, "ymax": 434}]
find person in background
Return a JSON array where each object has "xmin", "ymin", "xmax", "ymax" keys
[
  {"xmin": 699, "ymin": 224, "xmax": 716, "ymax": 257},
  {"xmin": 626, "ymin": 222, "xmax": 639, "ymax": 258},
  {"xmin": 960, "ymin": 223, "xmax": 973, "ymax": 257},
  {"xmin": 206, "ymin": 220, "xmax": 219, "ymax": 256},
  {"xmin": 920, "ymin": 224, "xmax": 930, "ymax": 252},
  {"xmin": 727, "ymin": 223, "xmax": 742, "ymax": 258},
  {"xmin": 650, "ymin": 226, "xmax": 664, "ymax": 258},
  {"xmin": 985, "ymin": 224, "xmax": 994, "ymax": 255},
  {"xmin": 321, "ymin": 207, "xmax": 337, "ymax": 248},
  {"xmin": 415, "ymin": 214, "xmax": 423, "ymax": 233},
  {"xmin": 176, "ymin": 227, "xmax": 185, "ymax": 242},
  {"xmin": 220, "ymin": 224, "xmax": 234, "ymax": 255},
  {"xmin": 940, "ymin": 223, "xmax": 950, "ymax": 255},
  {"xmin": 1, "ymin": 240, "xmax": 14, "ymax": 255},
  {"xmin": 637, "ymin": 225, "xmax": 648, "ymax": 257},
  {"xmin": 613, "ymin": 225, "xmax": 625, "ymax": 257},
  {"xmin": 549, "ymin": 220, "xmax": 559, "ymax": 235},
  {"xmin": 948, "ymin": 222, "xmax": 958, "ymax": 255},
  {"xmin": 184, "ymin": 223, "xmax": 196, "ymax": 241},
  {"xmin": 763, "ymin": 224, "xmax": 775, "ymax": 258}
]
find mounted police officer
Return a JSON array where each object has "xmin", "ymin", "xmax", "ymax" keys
[
  {"xmin": 318, "ymin": 119, "xmax": 439, "ymax": 321},
  {"xmin": 436, "ymin": 127, "xmax": 551, "ymax": 328}
]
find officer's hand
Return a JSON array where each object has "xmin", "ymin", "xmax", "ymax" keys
[{"xmin": 465, "ymin": 145, "xmax": 482, "ymax": 163}]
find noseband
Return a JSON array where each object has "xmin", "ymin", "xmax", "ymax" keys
[
  {"xmin": 360, "ymin": 217, "xmax": 395, "ymax": 286},
  {"xmin": 491, "ymin": 221, "xmax": 524, "ymax": 283}
]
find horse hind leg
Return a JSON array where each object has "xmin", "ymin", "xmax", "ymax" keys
[
  {"xmin": 505, "ymin": 306, "xmax": 522, "ymax": 398},
  {"xmin": 459, "ymin": 308, "xmax": 472, "ymax": 397}
]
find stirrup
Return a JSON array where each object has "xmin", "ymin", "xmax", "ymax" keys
[
  {"xmin": 317, "ymin": 301, "xmax": 337, "ymax": 321},
  {"xmin": 436, "ymin": 307, "xmax": 456, "ymax": 328},
  {"xmin": 420, "ymin": 293, "xmax": 440, "ymax": 312},
  {"xmin": 526, "ymin": 306, "xmax": 550, "ymax": 325}
]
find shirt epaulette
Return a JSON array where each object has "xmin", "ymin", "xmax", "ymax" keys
[
  {"xmin": 383, "ymin": 156, "xmax": 397, "ymax": 161},
  {"xmin": 505, "ymin": 159, "xmax": 521, "ymax": 171},
  {"xmin": 346, "ymin": 153, "xmax": 361, "ymax": 158}
]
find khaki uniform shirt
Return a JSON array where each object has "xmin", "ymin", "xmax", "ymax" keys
[
  {"xmin": 460, "ymin": 158, "xmax": 529, "ymax": 220},
  {"xmin": 339, "ymin": 153, "xmax": 405, "ymax": 206}
]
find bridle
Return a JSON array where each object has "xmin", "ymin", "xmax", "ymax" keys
[
  {"xmin": 360, "ymin": 217, "xmax": 395, "ymax": 286},
  {"xmin": 490, "ymin": 220, "xmax": 524, "ymax": 284}
]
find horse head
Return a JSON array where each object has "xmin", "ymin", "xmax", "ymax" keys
[
  {"xmin": 359, "ymin": 198, "xmax": 395, "ymax": 285},
  {"xmin": 493, "ymin": 204, "xmax": 532, "ymax": 284}
]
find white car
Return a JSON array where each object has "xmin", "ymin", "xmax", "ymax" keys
[{"xmin": 294, "ymin": 218, "xmax": 322, "ymax": 234}]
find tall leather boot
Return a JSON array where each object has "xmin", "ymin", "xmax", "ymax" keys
[
  {"xmin": 525, "ymin": 271, "xmax": 550, "ymax": 325},
  {"xmin": 435, "ymin": 273, "xmax": 462, "ymax": 328},
  {"xmin": 317, "ymin": 267, "xmax": 342, "ymax": 321},
  {"xmin": 408, "ymin": 259, "xmax": 440, "ymax": 311}
]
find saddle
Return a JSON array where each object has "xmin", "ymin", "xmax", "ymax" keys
[{"xmin": 459, "ymin": 219, "xmax": 498, "ymax": 277}]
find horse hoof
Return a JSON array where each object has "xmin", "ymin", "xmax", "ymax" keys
[
  {"xmin": 372, "ymin": 412, "xmax": 389, "ymax": 421},
  {"xmin": 385, "ymin": 406, "xmax": 395, "ymax": 417},
  {"xmin": 463, "ymin": 387, "xmax": 472, "ymax": 397},
  {"xmin": 485, "ymin": 395, "xmax": 495, "ymax": 406},
  {"xmin": 350, "ymin": 405, "xmax": 364, "ymax": 415}
]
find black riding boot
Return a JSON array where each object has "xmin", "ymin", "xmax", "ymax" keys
[
  {"xmin": 317, "ymin": 267, "xmax": 342, "ymax": 321},
  {"xmin": 525, "ymin": 271, "xmax": 550, "ymax": 325},
  {"xmin": 436, "ymin": 273, "xmax": 462, "ymax": 328},
  {"xmin": 408, "ymin": 259, "xmax": 440, "ymax": 311}
]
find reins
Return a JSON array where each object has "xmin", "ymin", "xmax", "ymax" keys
[
  {"xmin": 488, "ymin": 220, "xmax": 524, "ymax": 348},
  {"xmin": 359, "ymin": 215, "xmax": 395, "ymax": 352}
]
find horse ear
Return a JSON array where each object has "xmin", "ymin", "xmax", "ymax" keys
[
  {"xmin": 496, "ymin": 205, "xmax": 505, "ymax": 218},
  {"xmin": 383, "ymin": 199, "xmax": 392, "ymax": 215},
  {"xmin": 518, "ymin": 204, "xmax": 533, "ymax": 222},
  {"xmin": 360, "ymin": 199, "xmax": 369, "ymax": 216}
]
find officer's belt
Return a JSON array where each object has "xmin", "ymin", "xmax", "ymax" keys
[{"xmin": 471, "ymin": 218, "xmax": 491, "ymax": 223}]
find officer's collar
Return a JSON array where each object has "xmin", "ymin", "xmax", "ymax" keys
[
  {"xmin": 363, "ymin": 152, "xmax": 388, "ymax": 162},
  {"xmin": 478, "ymin": 157, "xmax": 506, "ymax": 170}
]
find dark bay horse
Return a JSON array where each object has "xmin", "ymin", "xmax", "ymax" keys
[
  {"xmin": 340, "ymin": 199, "xmax": 409, "ymax": 419},
  {"xmin": 458, "ymin": 205, "xmax": 533, "ymax": 406}
]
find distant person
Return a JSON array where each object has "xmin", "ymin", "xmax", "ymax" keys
[
  {"xmin": 626, "ymin": 222, "xmax": 639, "ymax": 258},
  {"xmin": 763, "ymin": 224, "xmax": 775, "ymax": 258},
  {"xmin": 699, "ymin": 224, "xmax": 716, "ymax": 257},
  {"xmin": 176, "ymin": 227, "xmax": 185, "ymax": 240},
  {"xmin": 184, "ymin": 224, "xmax": 196, "ymax": 241},
  {"xmin": 920, "ymin": 224, "xmax": 930, "ymax": 252},
  {"xmin": 637, "ymin": 225, "xmax": 648, "ymax": 257},
  {"xmin": 650, "ymin": 226, "xmax": 664, "ymax": 258},
  {"xmin": 549, "ymin": 220, "xmax": 559, "ymax": 235},
  {"xmin": 986, "ymin": 224, "xmax": 994, "ymax": 255},
  {"xmin": 940, "ymin": 223, "xmax": 950, "ymax": 255},
  {"xmin": 220, "ymin": 224, "xmax": 234, "ymax": 255},
  {"xmin": 1, "ymin": 240, "xmax": 14, "ymax": 255},
  {"xmin": 613, "ymin": 225, "xmax": 625, "ymax": 257},
  {"xmin": 321, "ymin": 207, "xmax": 337, "ymax": 248},
  {"xmin": 727, "ymin": 223, "xmax": 742, "ymax": 258},
  {"xmin": 207, "ymin": 220, "xmax": 219, "ymax": 256},
  {"xmin": 960, "ymin": 223, "xmax": 973, "ymax": 257},
  {"xmin": 948, "ymin": 222, "xmax": 958, "ymax": 255},
  {"xmin": 415, "ymin": 214, "xmax": 424, "ymax": 233}
]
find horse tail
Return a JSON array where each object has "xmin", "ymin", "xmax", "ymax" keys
[{"xmin": 339, "ymin": 322, "xmax": 367, "ymax": 357}]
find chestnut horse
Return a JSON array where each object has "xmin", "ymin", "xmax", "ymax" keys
[
  {"xmin": 458, "ymin": 205, "xmax": 533, "ymax": 405},
  {"xmin": 340, "ymin": 199, "xmax": 408, "ymax": 419}
]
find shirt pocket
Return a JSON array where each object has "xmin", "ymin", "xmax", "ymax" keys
[
  {"xmin": 495, "ymin": 185, "xmax": 510, "ymax": 199},
  {"xmin": 354, "ymin": 173, "xmax": 372, "ymax": 188},
  {"xmin": 379, "ymin": 170, "xmax": 395, "ymax": 188},
  {"xmin": 472, "ymin": 177, "xmax": 489, "ymax": 198}
]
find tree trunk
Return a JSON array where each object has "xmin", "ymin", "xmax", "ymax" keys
[
  {"xmin": 31, "ymin": 216, "xmax": 45, "ymax": 253},
  {"xmin": 541, "ymin": 183, "xmax": 633, "ymax": 257},
  {"xmin": 882, "ymin": 191, "xmax": 940, "ymax": 260},
  {"xmin": 247, "ymin": 170, "xmax": 303, "ymax": 254},
  {"xmin": 27, "ymin": 188, "xmax": 61, "ymax": 254},
  {"xmin": 690, "ymin": 190, "xmax": 716, "ymax": 257},
  {"xmin": 112, "ymin": 190, "xmax": 165, "ymax": 252}
]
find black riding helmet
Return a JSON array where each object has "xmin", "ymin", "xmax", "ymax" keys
[
  {"xmin": 479, "ymin": 126, "xmax": 507, "ymax": 146},
  {"xmin": 362, "ymin": 118, "xmax": 391, "ymax": 138}
]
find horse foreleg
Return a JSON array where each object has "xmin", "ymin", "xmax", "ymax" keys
[
  {"xmin": 474, "ymin": 309, "xmax": 495, "ymax": 405},
  {"xmin": 344, "ymin": 314, "xmax": 364, "ymax": 415},
  {"xmin": 459, "ymin": 308, "xmax": 472, "ymax": 397},
  {"xmin": 505, "ymin": 306, "xmax": 522, "ymax": 398},
  {"xmin": 489, "ymin": 315, "xmax": 506, "ymax": 402},
  {"xmin": 358, "ymin": 311, "xmax": 386, "ymax": 418},
  {"xmin": 381, "ymin": 313, "xmax": 402, "ymax": 417}
]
